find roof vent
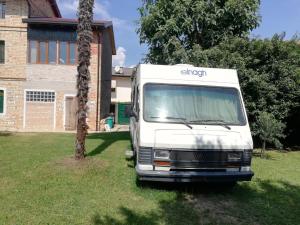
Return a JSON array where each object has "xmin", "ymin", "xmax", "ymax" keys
[{"xmin": 175, "ymin": 64, "xmax": 194, "ymax": 67}]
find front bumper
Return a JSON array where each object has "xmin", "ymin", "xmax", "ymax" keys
[{"xmin": 136, "ymin": 167, "xmax": 254, "ymax": 182}]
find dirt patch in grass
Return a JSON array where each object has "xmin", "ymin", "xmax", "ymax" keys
[
  {"xmin": 54, "ymin": 156, "xmax": 108, "ymax": 172},
  {"xmin": 185, "ymin": 194, "xmax": 259, "ymax": 225}
]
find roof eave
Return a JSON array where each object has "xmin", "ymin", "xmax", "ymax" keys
[
  {"xmin": 22, "ymin": 18, "xmax": 111, "ymax": 29},
  {"xmin": 50, "ymin": 0, "xmax": 62, "ymax": 18},
  {"xmin": 108, "ymin": 26, "xmax": 116, "ymax": 55}
]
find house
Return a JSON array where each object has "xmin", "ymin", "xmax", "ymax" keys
[
  {"xmin": 110, "ymin": 66, "xmax": 135, "ymax": 125},
  {"xmin": 0, "ymin": 0, "xmax": 116, "ymax": 132}
]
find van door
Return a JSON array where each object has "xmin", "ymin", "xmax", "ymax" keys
[{"xmin": 130, "ymin": 79, "xmax": 139, "ymax": 151}]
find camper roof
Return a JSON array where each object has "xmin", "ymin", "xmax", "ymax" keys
[{"xmin": 138, "ymin": 64, "xmax": 239, "ymax": 85}]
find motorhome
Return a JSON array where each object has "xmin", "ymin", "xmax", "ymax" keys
[{"xmin": 130, "ymin": 64, "xmax": 254, "ymax": 182}]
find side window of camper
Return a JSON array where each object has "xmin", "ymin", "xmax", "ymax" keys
[
  {"xmin": 136, "ymin": 87, "xmax": 140, "ymax": 116},
  {"xmin": 131, "ymin": 78, "xmax": 136, "ymax": 112},
  {"xmin": 133, "ymin": 85, "xmax": 138, "ymax": 113}
]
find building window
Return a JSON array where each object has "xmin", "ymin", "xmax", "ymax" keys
[
  {"xmin": 28, "ymin": 40, "xmax": 76, "ymax": 65},
  {"xmin": 59, "ymin": 41, "xmax": 67, "ymax": 64},
  {"xmin": 0, "ymin": 1, "xmax": 5, "ymax": 19},
  {"xmin": 0, "ymin": 40, "xmax": 4, "ymax": 64},
  {"xmin": 69, "ymin": 43, "xmax": 76, "ymax": 64},
  {"xmin": 48, "ymin": 41, "xmax": 57, "ymax": 64},
  {"xmin": 29, "ymin": 40, "xmax": 37, "ymax": 63},
  {"xmin": 26, "ymin": 91, "xmax": 55, "ymax": 102},
  {"xmin": 0, "ymin": 89, "xmax": 5, "ymax": 114},
  {"xmin": 39, "ymin": 41, "xmax": 47, "ymax": 64},
  {"xmin": 59, "ymin": 41, "xmax": 77, "ymax": 65}
]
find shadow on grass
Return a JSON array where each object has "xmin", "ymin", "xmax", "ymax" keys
[
  {"xmin": 0, "ymin": 132, "xmax": 13, "ymax": 137},
  {"xmin": 86, "ymin": 132, "xmax": 130, "ymax": 157},
  {"xmin": 253, "ymin": 151, "xmax": 276, "ymax": 160},
  {"xmin": 92, "ymin": 193, "xmax": 199, "ymax": 225},
  {"xmin": 92, "ymin": 180, "xmax": 300, "ymax": 225}
]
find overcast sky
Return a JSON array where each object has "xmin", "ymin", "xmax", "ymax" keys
[{"xmin": 57, "ymin": 0, "xmax": 300, "ymax": 67}]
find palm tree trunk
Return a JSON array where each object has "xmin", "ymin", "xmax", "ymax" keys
[{"xmin": 75, "ymin": 0, "xmax": 94, "ymax": 160}]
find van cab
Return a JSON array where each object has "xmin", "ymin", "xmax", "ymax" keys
[{"xmin": 130, "ymin": 64, "xmax": 254, "ymax": 182}]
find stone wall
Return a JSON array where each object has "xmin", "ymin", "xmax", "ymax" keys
[
  {"xmin": 0, "ymin": 0, "xmax": 28, "ymax": 80},
  {"xmin": 0, "ymin": 1, "xmax": 113, "ymax": 132},
  {"xmin": 24, "ymin": 64, "xmax": 77, "ymax": 132},
  {"xmin": 0, "ymin": 0, "xmax": 27, "ymax": 131},
  {"xmin": 86, "ymin": 31, "xmax": 101, "ymax": 131},
  {"xmin": 0, "ymin": 80, "xmax": 24, "ymax": 131}
]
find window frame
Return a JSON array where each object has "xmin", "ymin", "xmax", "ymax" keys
[
  {"xmin": 0, "ymin": 87, "xmax": 6, "ymax": 116},
  {"xmin": 28, "ymin": 40, "xmax": 37, "ymax": 64},
  {"xmin": 48, "ymin": 40, "xmax": 58, "ymax": 64},
  {"xmin": 59, "ymin": 41, "xmax": 77, "ymax": 65},
  {"xmin": 28, "ymin": 40, "xmax": 77, "ymax": 65},
  {"xmin": 0, "ymin": 40, "xmax": 5, "ymax": 64},
  {"xmin": 0, "ymin": 1, "xmax": 5, "ymax": 19},
  {"xmin": 142, "ymin": 83, "xmax": 247, "ymax": 126},
  {"xmin": 25, "ymin": 90, "xmax": 56, "ymax": 103},
  {"xmin": 39, "ymin": 41, "xmax": 48, "ymax": 64}
]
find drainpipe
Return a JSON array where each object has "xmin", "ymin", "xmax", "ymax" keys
[{"xmin": 95, "ymin": 31, "xmax": 101, "ymax": 131}]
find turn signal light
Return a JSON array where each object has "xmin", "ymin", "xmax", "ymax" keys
[{"xmin": 154, "ymin": 161, "xmax": 171, "ymax": 167}]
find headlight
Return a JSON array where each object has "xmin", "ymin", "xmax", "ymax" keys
[
  {"xmin": 241, "ymin": 166, "xmax": 251, "ymax": 172},
  {"xmin": 154, "ymin": 150, "xmax": 170, "ymax": 159},
  {"xmin": 227, "ymin": 152, "xmax": 242, "ymax": 161}
]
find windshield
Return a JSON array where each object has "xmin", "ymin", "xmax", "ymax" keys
[{"xmin": 143, "ymin": 84, "xmax": 246, "ymax": 125}]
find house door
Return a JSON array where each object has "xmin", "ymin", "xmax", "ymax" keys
[
  {"xmin": 118, "ymin": 103, "xmax": 131, "ymax": 125},
  {"xmin": 65, "ymin": 97, "xmax": 77, "ymax": 131}
]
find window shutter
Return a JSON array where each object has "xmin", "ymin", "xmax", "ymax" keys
[
  {"xmin": 0, "ymin": 90, "xmax": 4, "ymax": 114},
  {"xmin": 0, "ymin": 41, "xmax": 4, "ymax": 64}
]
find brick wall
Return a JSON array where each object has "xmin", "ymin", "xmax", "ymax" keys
[
  {"xmin": 24, "ymin": 64, "xmax": 77, "ymax": 131},
  {"xmin": 0, "ymin": 0, "xmax": 28, "ymax": 131},
  {"xmin": 0, "ymin": 0, "xmax": 28, "ymax": 80},
  {"xmin": 86, "ymin": 32, "xmax": 101, "ymax": 131},
  {"xmin": 0, "ymin": 80, "xmax": 24, "ymax": 131},
  {"xmin": 0, "ymin": 1, "xmax": 113, "ymax": 132}
]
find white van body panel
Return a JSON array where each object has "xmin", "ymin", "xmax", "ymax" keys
[{"xmin": 130, "ymin": 64, "xmax": 254, "ymax": 182}]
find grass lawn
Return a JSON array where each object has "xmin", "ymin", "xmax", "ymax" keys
[{"xmin": 0, "ymin": 132, "xmax": 299, "ymax": 225}]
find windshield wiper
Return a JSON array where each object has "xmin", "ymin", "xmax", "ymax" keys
[
  {"xmin": 190, "ymin": 119, "xmax": 231, "ymax": 130},
  {"xmin": 150, "ymin": 116, "xmax": 193, "ymax": 129}
]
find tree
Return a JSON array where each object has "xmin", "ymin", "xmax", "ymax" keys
[
  {"xmin": 138, "ymin": 0, "xmax": 260, "ymax": 64},
  {"xmin": 189, "ymin": 35, "xmax": 300, "ymax": 146},
  {"xmin": 255, "ymin": 112, "xmax": 285, "ymax": 156},
  {"xmin": 138, "ymin": 1, "xmax": 300, "ymax": 147},
  {"xmin": 75, "ymin": 0, "xmax": 95, "ymax": 160}
]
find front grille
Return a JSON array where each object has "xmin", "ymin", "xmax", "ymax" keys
[
  {"xmin": 170, "ymin": 151, "xmax": 228, "ymax": 161},
  {"xmin": 138, "ymin": 148, "xmax": 153, "ymax": 165},
  {"xmin": 242, "ymin": 149, "xmax": 253, "ymax": 165},
  {"xmin": 169, "ymin": 150, "xmax": 248, "ymax": 169}
]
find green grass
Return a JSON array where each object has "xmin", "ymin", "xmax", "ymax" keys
[{"xmin": 0, "ymin": 132, "xmax": 299, "ymax": 225}]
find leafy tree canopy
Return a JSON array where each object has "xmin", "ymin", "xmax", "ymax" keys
[
  {"xmin": 138, "ymin": 0, "xmax": 261, "ymax": 64},
  {"xmin": 191, "ymin": 34, "xmax": 300, "ymax": 141},
  {"xmin": 138, "ymin": 0, "xmax": 300, "ymax": 146}
]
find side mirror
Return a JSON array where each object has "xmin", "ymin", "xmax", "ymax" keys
[
  {"xmin": 129, "ymin": 110, "xmax": 138, "ymax": 121},
  {"xmin": 129, "ymin": 110, "xmax": 135, "ymax": 118}
]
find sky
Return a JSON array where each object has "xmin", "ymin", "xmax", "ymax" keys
[{"xmin": 56, "ymin": 0, "xmax": 300, "ymax": 67}]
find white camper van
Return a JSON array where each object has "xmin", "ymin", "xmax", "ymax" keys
[{"xmin": 130, "ymin": 64, "xmax": 254, "ymax": 182}]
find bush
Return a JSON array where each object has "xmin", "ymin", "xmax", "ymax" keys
[{"xmin": 255, "ymin": 112, "xmax": 285, "ymax": 156}]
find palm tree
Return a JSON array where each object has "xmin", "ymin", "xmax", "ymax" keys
[{"xmin": 75, "ymin": 0, "xmax": 95, "ymax": 160}]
